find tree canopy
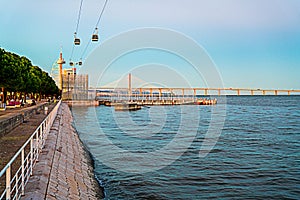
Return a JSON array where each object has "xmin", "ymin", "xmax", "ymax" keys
[{"xmin": 0, "ymin": 48, "xmax": 59, "ymax": 101}]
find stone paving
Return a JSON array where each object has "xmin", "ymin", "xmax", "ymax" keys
[{"xmin": 22, "ymin": 103, "xmax": 102, "ymax": 200}]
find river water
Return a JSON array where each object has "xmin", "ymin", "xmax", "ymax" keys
[{"xmin": 72, "ymin": 96, "xmax": 300, "ymax": 199}]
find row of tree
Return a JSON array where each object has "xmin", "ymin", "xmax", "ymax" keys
[{"xmin": 0, "ymin": 48, "xmax": 59, "ymax": 103}]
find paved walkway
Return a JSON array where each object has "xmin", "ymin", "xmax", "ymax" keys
[
  {"xmin": 22, "ymin": 103, "xmax": 103, "ymax": 200},
  {"xmin": 0, "ymin": 101, "xmax": 46, "ymax": 117},
  {"xmin": 0, "ymin": 102, "xmax": 49, "ymax": 137}
]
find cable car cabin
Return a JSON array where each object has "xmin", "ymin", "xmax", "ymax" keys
[
  {"xmin": 74, "ymin": 38, "xmax": 80, "ymax": 45},
  {"xmin": 92, "ymin": 34, "xmax": 98, "ymax": 42},
  {"xmin": 69, "ymin": 61, "xmax": 74, "ymax": 66},
  {"xmin": 78, "ymin": 61, "xmax": 82, "ymax": 66}
]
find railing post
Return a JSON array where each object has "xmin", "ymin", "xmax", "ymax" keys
[
  {"xmin": 40, "ymin": 125, "xmax": 43, "ymax": 147},
  {"xmin": 15, "ymin": 173, "xmax": 19, "ymax": 198},
  {"xmin": 6, "ymin": 165, "xmax": 11, "ymax": 200},
  {"xmin": 159, "ymin": 89, "xmax": 162, "ymax": 100},
  {"xmin": 42, "ymin": 122, "xmax": 46, "ymax": 145},
  {"xmin": 30, "ymin": 138, "xmax": 33, "ymax": 176},
  {"xmin": 150, "ymin": 88, "xmax": 153, "ymax": 102},
  {"xmin": 43, "ymin": 120, "xmax": 45, "ymax": 132},
  {"xmin": 21, "ymin": 149, "xmax": 25, "ymax": 195},
  {"xmin": 36, "ymin": 128, "xmax": 39, "ymax": 161}
]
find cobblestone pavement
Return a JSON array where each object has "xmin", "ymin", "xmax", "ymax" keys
[{"xmin": 22, "ymin": 103, "xmax": 102, "ymax": 200}]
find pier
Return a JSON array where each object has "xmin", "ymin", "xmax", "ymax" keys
[{"xmin": 92, "ymin": 87, "xmax": 300, "ymax": 107}]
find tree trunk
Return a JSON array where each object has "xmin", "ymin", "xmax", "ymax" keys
[
  {"xmin": 24, "ymin": 92, "xmax": 27, "ymax": 103},
  {"xmin": 1, "ymin": 87, "xmax": 4, "ymax": 103},
  {"xmin": 3, "ymin": 90, "xmax": 7, "ymax": 104}
]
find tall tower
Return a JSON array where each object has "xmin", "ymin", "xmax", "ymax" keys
[{"xmin": 56, "ymin": 50, "xmax": 65, "ymax": 90}]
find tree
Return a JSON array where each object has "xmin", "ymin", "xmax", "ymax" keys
[{"xmin": 0, "ymin": 48, "xmax": 60, "ymax": 103}]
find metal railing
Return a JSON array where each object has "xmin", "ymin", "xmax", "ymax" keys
[{"xmin": 0, "ymin": 100, "xmax": 61, "ymax": 200}]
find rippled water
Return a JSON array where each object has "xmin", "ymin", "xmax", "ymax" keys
[{"xmin": 72, "ymin": 96, "xmax": 300, "ymax": 199}]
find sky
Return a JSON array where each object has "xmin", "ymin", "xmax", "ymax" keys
[{"xmin": 0, "ymin": 0, "xmax": 300, "ymax": 89}]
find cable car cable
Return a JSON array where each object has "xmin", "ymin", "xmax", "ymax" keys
[
  {"xmin": 70, "ymin": 0, "xmax": 84, "ymax": 65},
  {"xmin": 75, "ymin": 0, "xmax": 84, "ymax": 36},
  {"xmin": 71, "ymin": 0, "xmax": 109, "ymax": 67},
  {"xmin": 69, "ymin": 45, "xmax": 75, "ymax": 62},
  {"xmin": 94, "ymin": 0, "xmax": 108, "ymax": 33},
  {"xmin": 74, "ymin": 0, "xmax": 84, "ymax": 46},
  {"xmin": 79, "ymin": 0, "xmax": 109, "ymax": 61},
  {"xmin": 80, "ymin": 40, "xmax": 91, "ymax": 60}
]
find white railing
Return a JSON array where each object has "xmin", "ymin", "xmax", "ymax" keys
[{"xmin": 0, "ymin": 100, "xmax": 61, "ymax": 200}]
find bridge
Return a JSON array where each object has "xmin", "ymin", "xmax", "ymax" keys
[
  {"xmin": 91, "ymin": 74, "xmax": 300, "ymax": 97},
  {"xmin": 93, "ymin": 87, "xmax": 300, "ymax": 97}
]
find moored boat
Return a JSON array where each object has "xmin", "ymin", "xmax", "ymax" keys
[
  {"xmin": 114, "ymin": 102, "xmax": 141, "ymax": 111},
  {"xmin": 195, "ymin": 98, "xmax": 217, "ymax": 105}
]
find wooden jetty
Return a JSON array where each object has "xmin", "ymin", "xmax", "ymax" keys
[{"xmin": 99, "ymin": 98, "xmax": 216, "ymax": 110}]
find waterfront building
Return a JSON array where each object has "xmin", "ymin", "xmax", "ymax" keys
[{"xmin": 61, "ymin": 68, "xmax": 89, "ymax": 100}]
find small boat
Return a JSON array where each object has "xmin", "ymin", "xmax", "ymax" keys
[
  {"xmin": 181, "ymin": 101, "xmax": 195, "ymax": 105},
  {"xmin": 114, "ymin": 102, "xmax": 141, "ymax": 111},
  {"xmin": 104, "ymin": 101, "xmax": 112, "ymax": 106},
  {"xmin": 195, "ymin": 98, "xmax": 217, "ymax": 105}
]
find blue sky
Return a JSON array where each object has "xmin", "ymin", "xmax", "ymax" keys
[{"xmin": 0, "ymin": 0, "xmax": 299, "ymax": 89}]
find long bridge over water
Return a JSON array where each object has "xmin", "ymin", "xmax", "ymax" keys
[{"xmin": 94, "ymin": 87, "xmax": 300, "ymax": 97}]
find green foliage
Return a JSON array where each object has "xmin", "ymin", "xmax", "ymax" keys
[{"xmin": 0, "ymin": 48, "xmax": 59, "ymax": 99}]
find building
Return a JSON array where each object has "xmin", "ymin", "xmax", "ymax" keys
[
  {"xmin": 61, "ymin": 68, "xmax": 89, "ymax": 100},
  {"xmin": 55, "ymin": 51, "xmax": 89, "ymax": 100}
]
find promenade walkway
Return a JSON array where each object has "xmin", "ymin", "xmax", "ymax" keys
[
  {"xmin": 0, "ymin": 102, "xmax": 46, "ymax": 117},
  {"xmin": 22, "ymin": 103, "xmax": 102, "ymax": 200},
  {"xmin": 0, "ymin": 102, "xmax": 48, "ymax": 138}
]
